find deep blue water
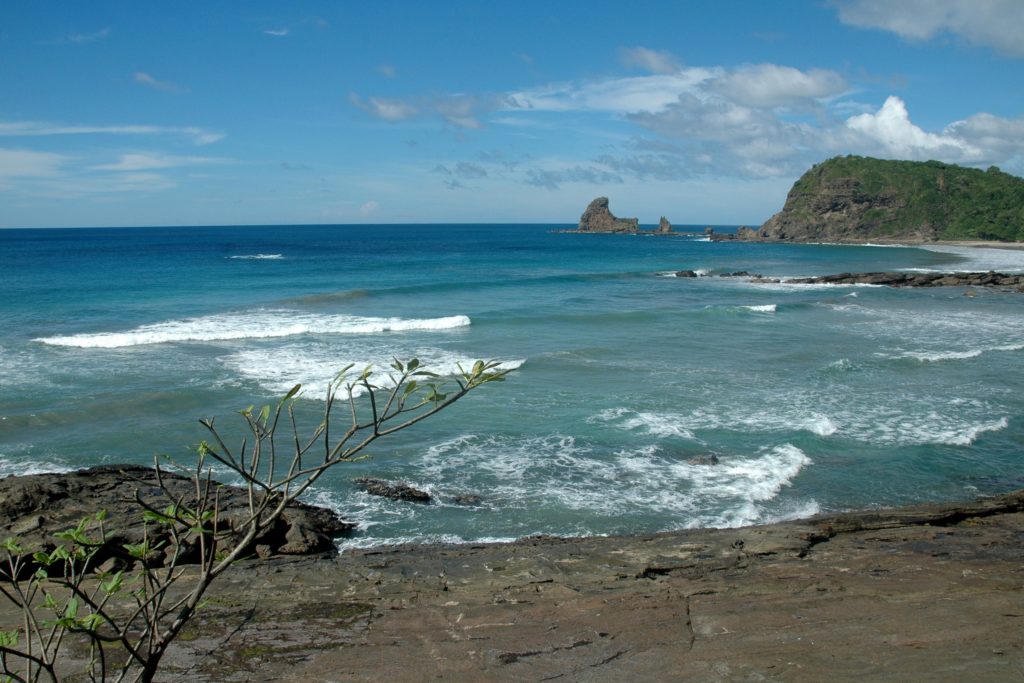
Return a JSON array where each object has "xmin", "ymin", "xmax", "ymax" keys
[{"xmin": 1, "ymin": 224, "xmax": 1022, "ymax": 548}]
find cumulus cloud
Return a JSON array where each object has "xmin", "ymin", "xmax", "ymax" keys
[
  {"xmin": 0, "ymin": 120, "xmax": 223, "ymax": 145},
  {"xmin": 845, "ymin": 96, "xmax": 982, "ymax": 160},
  {"xmin": 835, "ymin": 0, "xmax": 1024, "ymax": 57},
  {"xmin": 620, "ymin": 47, "xmax": 682, "ymax": 74},
  {"xmin": 712, "ymin": 64, "xmax": 847, "ymax": 108}
]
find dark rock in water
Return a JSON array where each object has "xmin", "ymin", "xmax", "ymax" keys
[
  {"xmin": 656, "ymin": 216, "xmax": 673, "ymax": 234},
  {"xmin": 354, "ymin": 478, "xmax": 432, "ymax": 504},
  {"xmin": 704, "ymin": 226, "xmax": 714, "ymax": 235},
  {"xmin": 0, "ymin": 465, "xmax": 353, "ymax": 571},
  {"xmin": 578, "ymin": 197, "xmax": 639, "ymax": 233},
  {"xmin": 675, "ymin": 270, "xmax": 698, "ymax": 278},
  {"xmin": 736, "ymin": 226, "xmax": 759, "ymax": 240},
  {"xmin": 729, "ymin": 271, "xmax": 750, "ymax": 277},
  {"xmin": 687, "ymin": 455, "xmax": 720, "ymax": 466},
  {"xmin": 451, "ymin": 493, "xmax": 483, "ymax": 506},
  {"xmin": 781, "ymin": 270, "xmax": 1024, "ymax": 290}
]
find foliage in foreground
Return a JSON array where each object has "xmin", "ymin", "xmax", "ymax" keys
[{"xmin": 0, "ymin": 358, "xmax": 511, "ymax": 682}]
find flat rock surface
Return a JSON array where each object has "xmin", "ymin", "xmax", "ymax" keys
[{"xmin": 94, "ymin": 489, "xmax": 1024, "ymax": 681}]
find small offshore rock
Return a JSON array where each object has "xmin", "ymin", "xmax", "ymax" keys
[
  {"xmin": 687, "ymin": 455, "xmax": 720, "ymax": 466},
  {"xmin": 354, "ymin": 478, "xmax": 432, "ymax": 504},
  {"xmin": 451, "ymin": 493, "xmax": 483, "ymax": 506},
  {"xmin": 675, "ymin": 270, "xmax": 698, "ymax": 278}
]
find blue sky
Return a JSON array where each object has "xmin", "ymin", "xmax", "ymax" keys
[{"xmin": 2, "ymin": 1, "xmax": 1023, "ymax": 228}]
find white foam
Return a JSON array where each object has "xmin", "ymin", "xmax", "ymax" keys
[
  {"xmin": 594, "ymin": 408, "xmax": 837, "ymax": 440},
  {"xmin": 743, "ymin": 304, "xmax": 777, "ymax": 313},
  {"xmin": 34, "ymin": 311, "xmax": 472, "ymax": 348},
  {"xmin": 411, "ymin": 433, "xmax": 814, "ymax": 528},
  {"xmin": 801, "ymin": 415, "xmax": 838, "ymax": 436},
  {"xmin": 920, "ymin": 245, "xmax": 1024, "ymax": 273},
  {"xmin": 222, "ymin": 342, "xmax": 523, "ymax": 399},
  {"xmin": 0, "ymin": 457, "xmax": 75, "ymax": 478},
  {"xmin": 938, "ymin": 416, "xmax": 1009, "ymax": 446},
  {"xmin": 228, "ymin": 253, "xmax": 284, "ymax": 260},
  {"xmin": 895, "ymin": 343, "xmax": 1023, "ymax": 363}
]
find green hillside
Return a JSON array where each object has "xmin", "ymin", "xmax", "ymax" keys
[{"xmin": 773, "ymin": 156, "xmax": 1024, "ymax": 242}]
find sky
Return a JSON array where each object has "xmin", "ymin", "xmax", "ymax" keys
[{"xmin": 1, "ymin": 0, "xmax": 1023, "ymax": 228}]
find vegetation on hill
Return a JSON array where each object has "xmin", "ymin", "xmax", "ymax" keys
[{"xmin": 763, "ymin": 156, "xmax": 1024, "ymax": 242}]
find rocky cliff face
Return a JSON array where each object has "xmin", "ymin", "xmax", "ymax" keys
[
  {"xmin": 752, "ymin": 156, "xmax": 1024, "ymax": 243},
  {"xmin": 757, "ymin": 164, "xmax": 934, "ymax": 243},
  {"xmin": 656, "ymin": 216, "xmax": 673, "ymax": 234},
  {"xmin": 578, "ymin": 197, "xmax": 638, "ymax": 233}
]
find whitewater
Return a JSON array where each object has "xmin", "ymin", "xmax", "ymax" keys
[{"xmin": 1, "ymin": 224, "xmax": 1021, "ymax": 548}]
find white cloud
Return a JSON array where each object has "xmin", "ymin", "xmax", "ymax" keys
[
  {"xmin": 377, "ymin": 64, "xmax": 397, "ymax": 78},
  {"xmin": 620, "ymin": 47, "xmax": 682, "ymax": 74},
  {"xmin": 263, "ymin": 28, "xmax": 290, "ymax": 37},
  {"xmin": 359, "ymin": 200, "xmax": 379, "ymax": 216},
  {"xmin": 845, "ymin": 96, "xmax": 983, "ymax": 160},
  {"xmin": 66, "ymin": 28, "xmax": 110, "ymax": 44},
  {"xmin": 713, "ymin": 64, "xmax": 847, "ymax": 108},
  {"xmin": 92, "ymin": 153, "xmax": 227, "ymax": 171},
  {"xmin": 508, "ymin": 70, "xmax": 717, "ymax": 115},
  {"xmin": 133, "ymin": 71, "xmax": 182, "ymax": 93},
  {"xmin": 348, "ymin": 94, "xmax": 418, "ymax": 122},
  {"xmin": 0, "ymin": 120, "xmax": 223, "ymax": 145},
  {"xmin": 0, "ymin": 148, "xmax": 69, "ymax": 180},
  {"xmin": 944, "ymin": 113, "xmax": 1024, "ymax": 160},
  {"xmin": 836, "ymin": 0, "xmax": 1024, "ymax": 57}
]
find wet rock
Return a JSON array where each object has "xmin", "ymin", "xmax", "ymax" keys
[
  {"xmin": 781, "ymin": 271, "xmax": 1024, "ymax": 289},
  {"xmin": 0, "ymin": 465, "xmax": 354, "ymax": 571},
  {"xmin": 675, "ymin": 270, "xmax": 698, "ymax": 278},
  {"xmin": 686, "ymin": 454, "xmax": 720, "ymax": 466},
  {"xmin": 354, "ymin": 478, "xmax": 432, "ymax": 504},
  {"xmin": 451, "ymin": 494, "xmax": 483, "ymax": 506}
]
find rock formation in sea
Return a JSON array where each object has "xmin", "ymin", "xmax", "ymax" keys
[
  {"xmin": 577, "ymin": 197, "xmax": 639, "ymax": 233},
  {"xmin": 656, "ymin": 216, "xmax": 673, "ymax": 234},
  {"xmin": 741, "ymin": 155, "xmax": 1024, "ymax": 243}
]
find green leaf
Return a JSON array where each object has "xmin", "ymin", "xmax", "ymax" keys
[
  {"xmin": 391, "ymin": 358, "xmax": 404, "ymax": 372},
  {"xmin": 283, "ymin": 383, "xmax": 302, "ymax": 401},
  {"xmin": 101, "ymin": 570, "xmax": 124, "ymax": 595},
  {"xmin": 407, "ymin": 358, "xmax": 419, "ymax": 372},
  {"xmin": 0, "ymin": 629, "xmax": 18, "ymax": 648},
  {"xmin": 65, "ymin": 597, "xmax": 79, "ymax": 620},
  {"xmin": 259, "ymin": 404, "xmax": 271, "ymax": 424},
  {"xmin": 472, "ymin": 360, "xmax": 485, "ymax": 376}
]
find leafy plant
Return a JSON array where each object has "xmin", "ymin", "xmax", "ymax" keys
[{"xmin": 0, "ymin": 358, "xmax": 511, "ymax": 682}]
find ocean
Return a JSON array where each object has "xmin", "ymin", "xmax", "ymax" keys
[{"xmin": 1, "ymin": 224, "xmax": 1022, "ymax": 550}]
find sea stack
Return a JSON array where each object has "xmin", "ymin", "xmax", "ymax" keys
[
  {"xmin": 656, "ymin": 216, "xmax": 673, "ymax": 234},
  {"xmin": 578, "ymin": 197, "xmax": 639, "ymax": 233}
]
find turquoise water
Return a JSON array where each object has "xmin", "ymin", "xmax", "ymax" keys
[{"xmin": 1, "ymin": 224, "xmax": 1022, "ymax": 548}]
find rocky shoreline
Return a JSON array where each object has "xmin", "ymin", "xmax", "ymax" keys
[
  {"xmin": 674, "ymin": 269, "xmax": 1024, "ymax": 292},
  {"xmin": 3, "ymin": 467, "xmax": 1023, "ymax": 681}
]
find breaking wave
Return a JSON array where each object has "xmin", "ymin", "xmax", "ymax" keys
[
  {"xmin": 34, "ymin": 311, "xmax": 472, "ymax": 348},
  {"xmin": 228, "ymin": 253, "xmax": 284, "ymax": 260}
]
